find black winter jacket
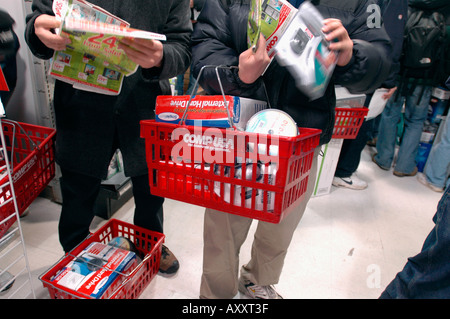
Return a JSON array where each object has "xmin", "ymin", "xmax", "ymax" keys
[
  {"xmin": 191, "ymin": 0, "xmax": 392, "ymax": 145},
  {"xmin": 25, "ymin": 0, "xmax": 192, "ymax": 179},
  {"xmin": 379, "ymin": 0, "xmax": 408, "ymax": 89}
]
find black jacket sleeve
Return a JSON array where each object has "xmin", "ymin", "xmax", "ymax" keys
[
  {"xmin": 329, "ymin": 0, "xmax": 392, "ymax": 94},
  {"xmin": 379, "ymin": 0, "xmax": 408, "ymax": 89},
  {"xmin": 191, "ymin": 0, "xmax": 257, "ymax": 96},
  {"xmin": 192, "ymin": 0, "xmax": 392, "ymax": 97},
  {"xmin": 24, "ymin": 0, "xmax": 55, "ymax": 60}
]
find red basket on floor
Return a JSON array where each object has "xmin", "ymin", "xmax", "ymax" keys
[
  {"xmin": 140, "ymin": 120, "xmax": 321, "ymax": 224},
  {"xmin": 0, "ymin": 120, "xmax": 56, "ymax": 239},
  {"xmin": 40, "ymin": 218, "xmax": 165, "ymax": 299},
  {"xmin": 332, "ymin": 108, "xmax": 368, "ymax": 139}
]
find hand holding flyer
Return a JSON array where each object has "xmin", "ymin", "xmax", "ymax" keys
[
  {"xmin": 49, "ymin": 0, "xmax": 166, "ymax": 95},
  {"xmin": 247, "ymin": 0, "xmax": 297, "ymax": 59},
  {"xmin": 247, "ymin": 0, "xmax": 262, "ymax": 52},
  {"xmin": 61, "ymin": 18, "xmax": 165, "ymax": 73},
  {"xmin": 247, "ymin": 1, "xmax": 339, "ymax": 100}
]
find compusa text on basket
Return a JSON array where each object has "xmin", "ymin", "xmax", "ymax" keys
[{"xmin": 170, "ymin": 125, "xmax": 281, "ymax": 165}]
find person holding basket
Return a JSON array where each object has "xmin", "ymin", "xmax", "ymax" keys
[{"xmin": 191, "ymin": 0, "xmax": 392, "ymax": 298}]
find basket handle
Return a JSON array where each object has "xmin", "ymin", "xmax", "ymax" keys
[
  {"xmin": 0, "ymin": 119, "xmax": 40, "ymax": 172},
  {"xmin": 179, "ymin": 65, "xmax": 271, "ymax": 128},
  {"xmin": 1, "ymin": 119, "xmax": 40, "ymax": 149},
  {"xmin": 180, "ymin": 65, "xmax": 234, "ymax": 127}
]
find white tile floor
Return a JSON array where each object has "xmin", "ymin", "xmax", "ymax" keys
[{"xmin": 3, "ymin": 145, "xmax": 444, "ymax": 299}]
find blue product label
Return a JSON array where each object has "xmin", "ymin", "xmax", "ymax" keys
[{"xmin": 233, "ymin": 96, "xmax": 240, "ymax": 124}]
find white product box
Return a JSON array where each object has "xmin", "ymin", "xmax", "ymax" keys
[
  {"xmin": 335, "ymin": 86, "xmax": 366, "ymax": 108},
  {"xmin": 312, "ymin": 138, "xmax": 343, "ymax": 197},
  {"xmin": 431, "ymin": 87, "xmax": 450, "ymax": 100}
]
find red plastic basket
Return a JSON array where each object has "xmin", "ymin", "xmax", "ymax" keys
[
  {"xmin": 141, "ymin": 120, "xmax": 321, "ymax": 224},
  {"xmin": 40, "ymin": 218, "xmax": 165, "ymax": 299},
  {"xmin": 0, "ymin": 120, "xmax": 56, "ymax": 238},
  {"xmin": 332, "ymin": 108, "xmax": 369, "ymax": 139}
]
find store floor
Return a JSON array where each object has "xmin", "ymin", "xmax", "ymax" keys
[{"xmin": 15, "ymin": 146, "xmax": 444, "ymax": 299}]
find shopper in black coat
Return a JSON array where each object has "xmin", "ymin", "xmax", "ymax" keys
[
  {"xmin": 192, "ymin": 0, "xmax": 392, "ymax": 145},
  {"xmin": 333, "ymin": 0, "xmax": 408, "ymax": 190},
  {"xmin": 24, "ymin": 0, "xmax": 192, "ymax": 274},
  {"xmin": 191, "ymin": 0, "xmax": 392, "ymax": 298}
]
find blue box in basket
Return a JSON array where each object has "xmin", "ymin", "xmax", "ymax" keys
[{"xmin": 50, "ymin": 242, "xmax": 137, "ymax": 298}]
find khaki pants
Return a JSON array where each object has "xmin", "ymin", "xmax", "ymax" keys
[{"xmin": 200, "ymin": 147, "xmax": 320, "ymax": 298}]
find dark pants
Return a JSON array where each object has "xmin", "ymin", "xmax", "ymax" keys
[
  {"xmin": 334, "ymin": 119, "xmax": 372, "ymax": 178},
  {"xmin": 335, "ymin": 94, "xmax": 380, "ymax": 178},
  {"xmin": 380, "ymin": 186, "xmax": 450, "ymax": 298},
  {"xmin": 58, "ymin": 168, "xmax": 164, "ymax": 252}
]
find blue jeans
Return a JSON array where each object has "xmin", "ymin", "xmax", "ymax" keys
[
  {"xmin": 380, "ymin": 186, "xmax": 450, "ymax": 298},
  {"xmin": 424, "ymin": 117, "xmax": 450, "ymax": 189},
  {"xmin": 374, "ymin": 84, "xmax": 432, "ymax": 174}
]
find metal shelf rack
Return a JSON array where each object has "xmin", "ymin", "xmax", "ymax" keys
[{"xmin": 0, "ymin": 101, "xmax": 35, "ymax": 299}]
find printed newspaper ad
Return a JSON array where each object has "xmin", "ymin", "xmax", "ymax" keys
[
  {"xmin": 247, "ymin": 0, "xmax": 297, "ymax": 59},
  {"xmin": 50, "ymin": 0, "xmax": 166, "ymax": 95},
  {"xmin": 248, "ymin": 1, "xmax": 338, "ymax": 99}
]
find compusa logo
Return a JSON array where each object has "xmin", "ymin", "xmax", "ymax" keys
[
  {"xmin": 170, "ymin": 127, "xmax": 236, "ymax": 164},
  {"xmin": 266, "ymin": 36, "xmax": 279, "ymax": 51},
  {"xmin": 182, "ymin": 133, "xmax": 234, "ymax": 151}
]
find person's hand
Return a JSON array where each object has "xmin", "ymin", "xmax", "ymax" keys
[
  {"xmin": 118, "ymin": 37, "xmax": 164, "ymax": 69},
  {"xmin": 118, "ymin": 38, "xmax": 164, "ymax": 69},
  {"xmin": 34, "ymin": 14, "xmax": 71, "ymax": 51},
  {"xmin": 322, "ymin": 18, "xmax": 353, "ymax": 67},
  {"xmin": 383, "ymin": 87, "xmax": 397, "ymax": 100},
  {"xmin": 238, "ymin": 33, "xmax": 271, "ymax": 84}
]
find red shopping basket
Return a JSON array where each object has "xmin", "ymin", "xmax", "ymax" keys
[
  {"xmin": 0, "ymin": 120, "xmax": 56, "ymax": 239},
  {"xmin": 40, "ymin": 218, "xmax": 165, "ymax": 299},
  {"xmin": 332, "ymin": 108, "xmax": 369, "ymax": 139},
  {"xmin": 140, "ymin": 120, "xmax": 321, "ymax": 224}
]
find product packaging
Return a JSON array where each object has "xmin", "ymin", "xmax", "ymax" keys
[
  {"xmin": 247, "ymin": 0, "xmax": 297, "ymax": 59},
  {"xmin": 50, "ymin": 242, "xmax": 137, "ymax": 298},
  {"xmin": 155, "ymin": 95, "xmax": 267, "ymax": 130},
  {"xmin": 274, "ymin": 1, "xmax": 338, "ymax": 100},
  {"xmin": 212, "ymin": 162, "xmax": 278, "ymax": 211}
]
